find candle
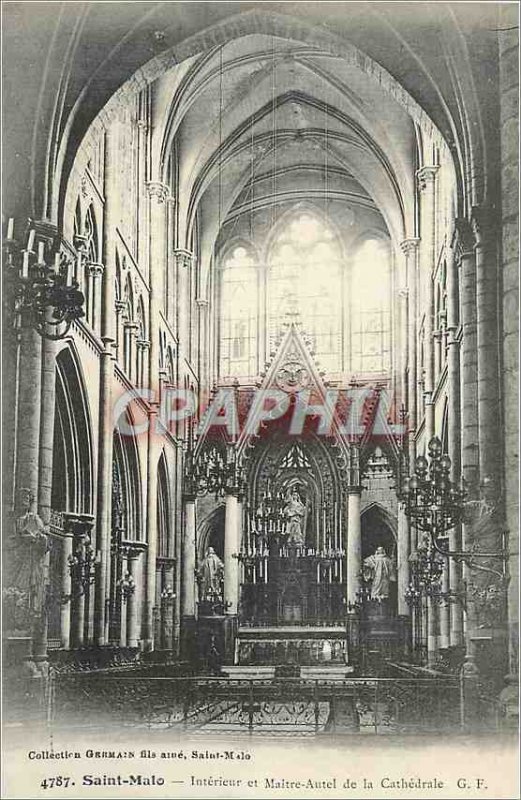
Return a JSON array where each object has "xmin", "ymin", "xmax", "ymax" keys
[
  {"xmin": 37, "ymin": 241, "xmax": 45, "ymax": 263},
  {"xmin": 27, "ymin": 229, "xmax": 36, "ymax": 252},
  {"xmin": 7, "ymin": 218, "xmax": 14, "ymax": 240},
  {"xmin": 21, "ymin": 252, "xmax": 29, "ymax": 279},
  {"xmin": 54, "ymin": 251, "xmax": 61, "ymax": 274}
]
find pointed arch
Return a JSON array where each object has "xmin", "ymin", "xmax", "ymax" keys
[
  {"xmin": 112, "ymin": 418, "xmax": 143, "ymax": 542},
  {"xmin": 52, "ymin": 345, "xmax": 94, "ymax": 515},
  {"xmin": 157, "ymin": 451, "xmax": 171, "ymax": 558}
]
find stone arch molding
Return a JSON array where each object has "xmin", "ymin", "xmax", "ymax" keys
[{"xmin": 54, "ymin": 9, "xmax": 448, "ymax": 226}]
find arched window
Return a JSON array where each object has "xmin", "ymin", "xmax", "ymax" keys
[
  {"xmin": 267, "ymin": 213, "xmax": 342, "ymax": 372},
  {"xmin": 351, "ymin": 239, "xmax": 391, "ymax": 373},
  {"xmin": 219, "ymin": 245, "xmax": 258, "ymax": 377}
]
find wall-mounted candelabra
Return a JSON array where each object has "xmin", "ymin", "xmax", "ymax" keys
[
  {"xmin": 3, "ymin": 219, "xmax": 85, "ymax": 340},
  {"xmin": 118, "ymin": 571, "xmax": 136, "ymax": 602},
  {"xmin": 68, "ymin": 537, "xmax": 97, "ymax": 597}
]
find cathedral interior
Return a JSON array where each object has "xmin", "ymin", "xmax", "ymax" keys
[{"xmin": 2, "ymin": 2, "xmax": 518, "ymax": 734}]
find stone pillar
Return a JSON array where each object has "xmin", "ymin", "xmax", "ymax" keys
[
  {"xmin": 181, "ymin": 494, "xmax": 197, "ymax": 658},
  {"xmin": 439, "ymin": 557, "xmax": 451, "ymax": 650},
  {"xmin": 126, "ymin": 548, "xmax": 141, "ymax": 648},
  {"xmin": 448, "ymin": 230, "xmax": 464, "ymax": 646},
  {"xmin": 94, "ymin": 123, "xmax": 118, "ymax": 645},
  {"xmin": 136, "ymin": 118, "xmax": 149, "ymax": 271},
  {"xmin": 457, "ymin": 219, "xmax": 479, "ymax": 491},
  {"xmin": 119, "ymin": 550, "xmax": 129, "ymax": 648},
  {"xmin": 346, "ymin": 489, "xmax": 362, "ymax": 607},
  {"xmin": 499, "ymin": 5, "xmax": 519, "ymax": 675},
  {"xmin": 196, "ymin": 297, "xmax": 209, "ymax": 396},
  {"xmin": 224, "ymin": 492, "xmax": 241, "ymax": 615},
  {"xmin": 417, "ymin": 166, "xmax": 439, "ymax": 442},
  {"xmin": 144, "ymin": 408, "xmax": 159, "ymax": 651},
  {"xmin": 60, "ymin": 533, "xmax": 73, "ymax": 649},
  {"xmin": 397, "ymin": 503, "xmax": 410, "ymax": 617},
  {"xmin": 472, "ymin": 208, "xmax": 501, "ymax": 483},
  {"xmin": 88, "ymin": 262, "xmax": 104, "ymax": 331},
  {"xmin": 401, "ymin": 239, "xmax": 420, "ymax": 466},
  {"xmin": 15, "ymin": 329, "xmax": 42, "ymax": 502},
  {"xmin": 182, "ymin": 496, "xmax": 196, "ymax": 617},
  {"xmin": 174, "ymin": 249, "xmax": 193, "ymax": 357}
]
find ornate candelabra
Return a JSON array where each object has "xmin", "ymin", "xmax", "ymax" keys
[
  {"xmin": 117, "ymin": 571, "xmax": 136, "ymax": 602},
  {"xmin": 68, "ymin": 537, "xmax": 97, "ymax": 597},
  {"xmin": 3, "ymin": 219, "xmax": 85, "ymax": 340},
  {"xmin": 185, "ymin": 442, "xmax": 244, "ymax": 498},
  {"xmin": 402, "ymin": 436, "xmax": 508, "ymax": 615}
]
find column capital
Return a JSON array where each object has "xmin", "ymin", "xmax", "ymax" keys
[
  {"xmin": 400, "ymin": 237, "xmax": 420, "ymax": 255},
  {"xmin": 416, "ymin": 165, "xmax": 439, "ymax": 192},
  {"xmin": 196, "ymin": 297, "xmax": 209, "ymax": 309},
  {"xmin": 136, "ymin": 338, "xmax": 151, "ymax": 350},
  {"xmin": 73, "ymin": 233, "xmax": 89, "ymax": 254},
  {"xmin": 146, "ymin": 181, "xmax": 169, "ymax": 204},
  {"xmin": 174, "ymin": 248, "xmax": 193, "ymax": 270},
  {"xmin": 136, "ymin": 119, "xmax": 148, "ymax": 132},
  {"xmin": 87, "ymin": 261, "xmax": 104, "ymax": 277},
  {"xmin": 452, "ymin": 218, "xmax": 475, "ymax": 257},
  {"xmin": 470, "ymin": 205, "xmax": 496, "ymax": 245},
  {"xmin": 115, "ymin": 299, "xmax": 127, "ymax": 313}
]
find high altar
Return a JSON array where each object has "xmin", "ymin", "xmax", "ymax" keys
[{"xmin": 186, "ymin": 324, "xmax": 409, "ymax": 674}]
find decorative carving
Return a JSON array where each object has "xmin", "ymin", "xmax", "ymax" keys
[
  {"xmin": 173, "ymin": 248, "xmax": 193, "ymax": 270},
  {"xmin": 275, "ymin": 347, "xmax": 311, "ymax": 392},
  {"xmin": 400, "ymin": 238, "xmax": 420, "ymax": 256},
  {"xmin": 416, "ymin": 165, "xmax": 439, "ymax": 192},
  {"xmin": 3, "ymin": 489, "xmax": 49, "ymax": 631},
  {"xmin": 145, "ymin": 181, "xmax": 169, "ymax": 204}
]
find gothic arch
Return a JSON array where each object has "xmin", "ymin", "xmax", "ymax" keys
[
  {"xmin": 113, "ymin": 419, "xmax": 143, "ymax": 541},
  {"xmin": 52, "ymin": 344, "xmax": 94, "ymax": 514},
  {"xmin": 157, "ymin": 451, "xmax": 171, "ymax": 558}
]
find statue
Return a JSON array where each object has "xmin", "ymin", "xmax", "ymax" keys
[
  {"xmin": 197, "ymin": 547, "xmax": 224, "ymax": 602},
  {"xmin": 284, "ymin": 487, "xmax": 307, "ymax": 545},
  {"xmin": 4, "ymin": 488, "xmax": 49, "ymax": 630},
  {"xmin": 363, "ymin": 546, "xmax": 396, "ymax": 601}
]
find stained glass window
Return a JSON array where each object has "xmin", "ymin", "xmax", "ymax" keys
[
  {"xmin": 268, "ymin": 214, "xmax": 342, "ymax": 372},
  {"xmin": 219, "ymin": 246, "xmax": 258, "ymax": 377},
  {"xmin": 351, "ymin": 239, "xmax": 391, "ymax": 373}
]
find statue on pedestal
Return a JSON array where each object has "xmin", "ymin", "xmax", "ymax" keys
[
  {"xmin": 363, "ymin": 546, "xmax": 396, "ymax": 601},
  {"xmin": 3, "ymin": 488, "xmax": 49, "ymax": 632},
  {"xmin": 284, "ymin": 487, "xmax": 307, "ymax": 545},
  {"xmin": 197, "ymin": 547, "xmax": 224, "ymax": 602}
]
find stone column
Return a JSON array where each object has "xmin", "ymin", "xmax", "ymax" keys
[
  {"xmin": 499, "ymin": 5, "xmax": 519, "ymax": 675},
  {"xmin": 15, "ymin": 329, "xmax": 42, "ymax": 502},
  {"xmin": 401, "ymin": 239, "xmax": 420, "ymax": 466},
  {"xmin": 397, "ymin": 503, "xmax": 410, "ymax": 617},
  {"xmin": 426, "ymin": 596, "xmax": 437, "ymax": 664},
  {"xmin": 439, "ymin": 557, "xmax": 451, "ymax": 650},
  {"xmin": 136, "ymin": 118, "xmax": 149, "ymax": 271},
  {"xmin": 144, "ymin": 407, "xmax": 159, "ymax": 651},
  {"xmin": 119, "ymin": 550, "xmax": 129, "ymax": 648},
  {"xmin": 182, "ymin": 496, "xmax": 196, "ymax": 617},
  {"xmin": 174, "ymin": 248, "xmax": 193, "ymax": 355},
  {"xmin": 448, "ymin": 230, "xmax": 464, "ymax": 646},
  {"xmin": 346, "ymin": 488, "xmax": 362, "ymax": 607},
  {"xmin": 95, "ymin": 123, "xmax": 118, "ymax": 645},
  {"xmin": 126, "ymin": 547, "xmax": 142, "ymax": 648},
  {"xmin": 417, "ymin": 167, "xmax": 439, "ymax": 442},
  {"xmin": 88, "ymin": 262, "xmax": 104, "ymax": 331},
  {"xmin": 224, "ymin": 492, "xmax": 241, "ymax": 615},
  {"xmin": 457, "ymin": 219, "xmax": 479, "ymax": 491},
  {"xmin": 472, "ymin": 208, "xmax": 501, "ymax": 482},
  {"xmin": 181, "ymin": 493, "xmax": 197, "ymax": 659},
  {"xmin": 196, "ymin": 297, "xmax": 209, "ymax": 397},
  {"xmin": 60, "ymin": 532, "xmax": 73, "ymax": 649}
]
